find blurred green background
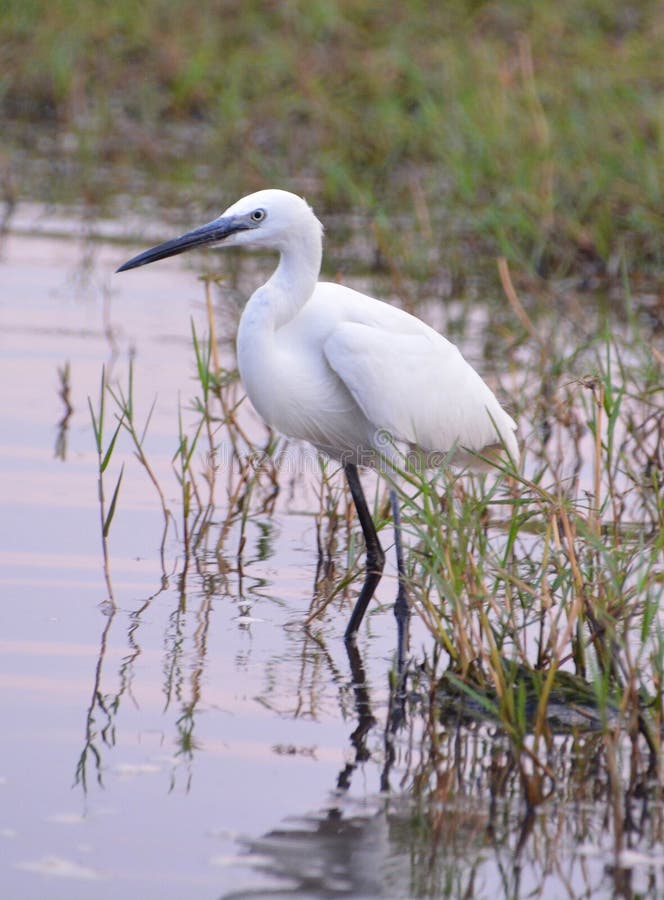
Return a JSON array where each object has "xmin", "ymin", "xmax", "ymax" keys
[{"xmin": 1, "ymin": 0, "xmax": 662, "ymax": 278}]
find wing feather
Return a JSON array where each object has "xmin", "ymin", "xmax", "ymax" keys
[{"xmin": 323, "ymin": 320, "xmax": 517, "ymax": 459}]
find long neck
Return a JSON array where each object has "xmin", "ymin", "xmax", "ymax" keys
[
  {"xmin": 236, "ymin": 222, "xmax": 322, "ymax": 423},
  {"xmin": 258, "ymin": 224, "xmax": 323, "ymax": 329}
]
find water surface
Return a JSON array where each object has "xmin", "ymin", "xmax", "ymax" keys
[
  {"xmin": 1, "ymin": 205, "xmax": 662, "ymax": 899},
  {"xmin": 1, "ymin": 206, "xmax": 432, "ymax": 898}
]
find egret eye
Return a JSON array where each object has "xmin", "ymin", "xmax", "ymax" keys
[{"xmin": 250, "ymin": 208, "xmax": 266, "ymax": 223}]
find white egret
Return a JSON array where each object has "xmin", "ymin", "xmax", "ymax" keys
[{"xmin": 117, "ymin": 189, "xmax": 518, "ymax": 666}]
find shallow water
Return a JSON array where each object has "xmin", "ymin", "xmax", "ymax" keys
[
  {"xmin": 1, "ymin": 205, "xmax": 663, "ymax": 899},
  {"xmin": 0, "ymin": 206, "xmax": 431, "ymax": 898}
]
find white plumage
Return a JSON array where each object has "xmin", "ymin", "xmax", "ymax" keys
[{"xmin": 118, "ymin": 188, "xmax": 518, "ymax": 660}]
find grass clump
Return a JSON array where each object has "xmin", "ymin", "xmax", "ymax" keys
[{"xmin": 390, "ymin": 297, "xmax": 663, "ymax": 790}]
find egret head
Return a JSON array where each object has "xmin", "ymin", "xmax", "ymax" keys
[{"xmin": 116, "ymin": 189, "xmax": 322, "ymax": 273}]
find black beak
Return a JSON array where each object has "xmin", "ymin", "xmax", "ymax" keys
[{"xmin": 116, "ymin": 215, "xmax": 250, "ymax": 273}]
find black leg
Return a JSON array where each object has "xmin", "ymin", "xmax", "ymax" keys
[
  {"xmin": 390, "ymin": 488, "xmax": 410, "ymax": 672},
  {"xmin": 343, "ymin": 463, "xmax": 385, "ymax": 640}
]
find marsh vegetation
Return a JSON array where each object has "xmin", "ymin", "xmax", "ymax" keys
[{"xmin": 1, "ymin": 1, "xmax": 663, "ymax": 896}]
